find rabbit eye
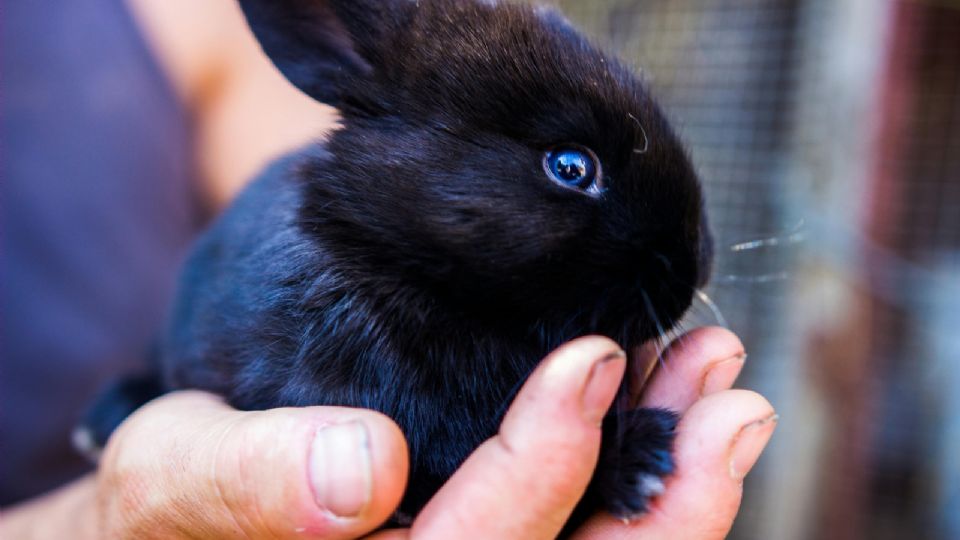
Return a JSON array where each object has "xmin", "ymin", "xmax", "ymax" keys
[{"xmin": 544, "ymin": 145, "xmax": 603, "ymax": 192}]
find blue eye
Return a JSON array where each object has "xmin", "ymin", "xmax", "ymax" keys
[{"xmin": 544, "ymin": 145, "xmax": 601, "ymax": 192}]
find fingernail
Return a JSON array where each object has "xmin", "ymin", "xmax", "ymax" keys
[
  {"xmin": 309, "ymin": 421, "xmax": 372, "ymax": 518},
  {"xmin": 728, "ymin": 412, "xmax": 778, "ymax": 482},
  {"xmin": 701, "ymin": 353, "xmax": 747, "ymax": 397},
  {"xmin": 582, "ymin": 349, "xmax": 627, "ymax": 426}
]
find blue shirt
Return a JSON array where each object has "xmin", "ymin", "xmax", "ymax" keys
[{"xmin": 2, "ymin": 0, "xmax": 202, "ymax": 504}]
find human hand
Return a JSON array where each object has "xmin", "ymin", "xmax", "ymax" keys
[
  {"xmin": 568, "ymin": 328, "xmax": 777, "ymax": 539},
  {"xmin": 0, "ymin": 391, "xmax": 410, "ymax": 539},
  {"xmin": 376, "ymin": 327, "xmax": 776, "ymax": 539},
  {"xmin": 87, "ymin": 390, "xmax": 408, "ymax": 538},
  {"xmin": 0, "ymin": 327, "xmax": 773, "ymax": 540}
]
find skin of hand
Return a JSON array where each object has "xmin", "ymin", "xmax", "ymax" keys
[
  {"xmin": 125, "ymin": 0, "xmax": 338, "ymax": 210},
  {"xmin": 0, "ymin": 327, "xmax": 774, "ymax": 539}
]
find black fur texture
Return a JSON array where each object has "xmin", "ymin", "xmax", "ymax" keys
[{"xmin": 88, "ymin": 0, "xmax": 712, "ymax": 529}]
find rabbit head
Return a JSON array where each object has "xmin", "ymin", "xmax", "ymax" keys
[{"xmin": 240, "ymin": 0, "xmax": 712, "ymax": 347}]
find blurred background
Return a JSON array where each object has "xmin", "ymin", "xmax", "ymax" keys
[
  {"xmin": 3, "ymin": 0, "xmax": 958, "ymax": 538},
  {"xmin": 542, "ymin": 0, "xmax": 959, "ymax": 538}
]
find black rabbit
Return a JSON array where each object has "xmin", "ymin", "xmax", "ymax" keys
[{"xmin": 83, "ymin": 0, "xmax": 713, "ymax": 530}]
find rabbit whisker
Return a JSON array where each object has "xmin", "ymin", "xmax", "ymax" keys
[
  {"xmin": 728, "ymin": 219, "xmax": 806, "ymax": 252},
  {"xmin": 729, "ymin": 232, "xmax": 805, "ymax": 252},
  {"xmin": 694, "ymin": 289, "xmax": 728, "ymax": 328},
  {"xmin": 650, "ymin": 256, "xmax": 728, "ymax": 329},
  {"xmin": 716, "ymin": 272, "xmax": 790, "ymax": 284},
  {"xmin": 641, "ymin": 289, "xmax": 670, "ymax": 374},
  {"xmin": 627, "ymin": 113, "xmax": 649, "ymax": 154}
]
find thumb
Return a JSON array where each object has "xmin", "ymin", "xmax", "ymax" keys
[{"xmin": 98, "ymin": 391, "xmax": 408, "ymax": 539}]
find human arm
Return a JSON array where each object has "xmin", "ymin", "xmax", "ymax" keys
[{"xmin": 126, "ymin": 0, "xmax": 337, "ymax": 209}]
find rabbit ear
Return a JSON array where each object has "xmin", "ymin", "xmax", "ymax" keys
[{"xmin": 238, "ymin": 0, "xmax": 404, "ymax": 105}]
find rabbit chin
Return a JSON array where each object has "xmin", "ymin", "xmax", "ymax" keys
[{"xmin": 424, "ymin": 268, "xmax": 696, "ymax": 350}]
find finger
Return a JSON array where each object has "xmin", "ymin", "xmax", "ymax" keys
[
  {"xmin": 639, "ymin": 327, "xmax": 746, "ymax": 411},
  {"xmin": 98, "ymin": 391, "xmax": 408, "ymax": 540},
  {"xmin": 412, "ymin": 337, "xmax": 626, "ymax": 540},
  {"xmin": 572, "ymin": 390, "xmax": 777, "ymax": 540}
]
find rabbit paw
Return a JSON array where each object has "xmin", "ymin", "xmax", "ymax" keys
[{"xmin": 592, "ymin": 407, "xmax": 679, "ymax": 520}]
